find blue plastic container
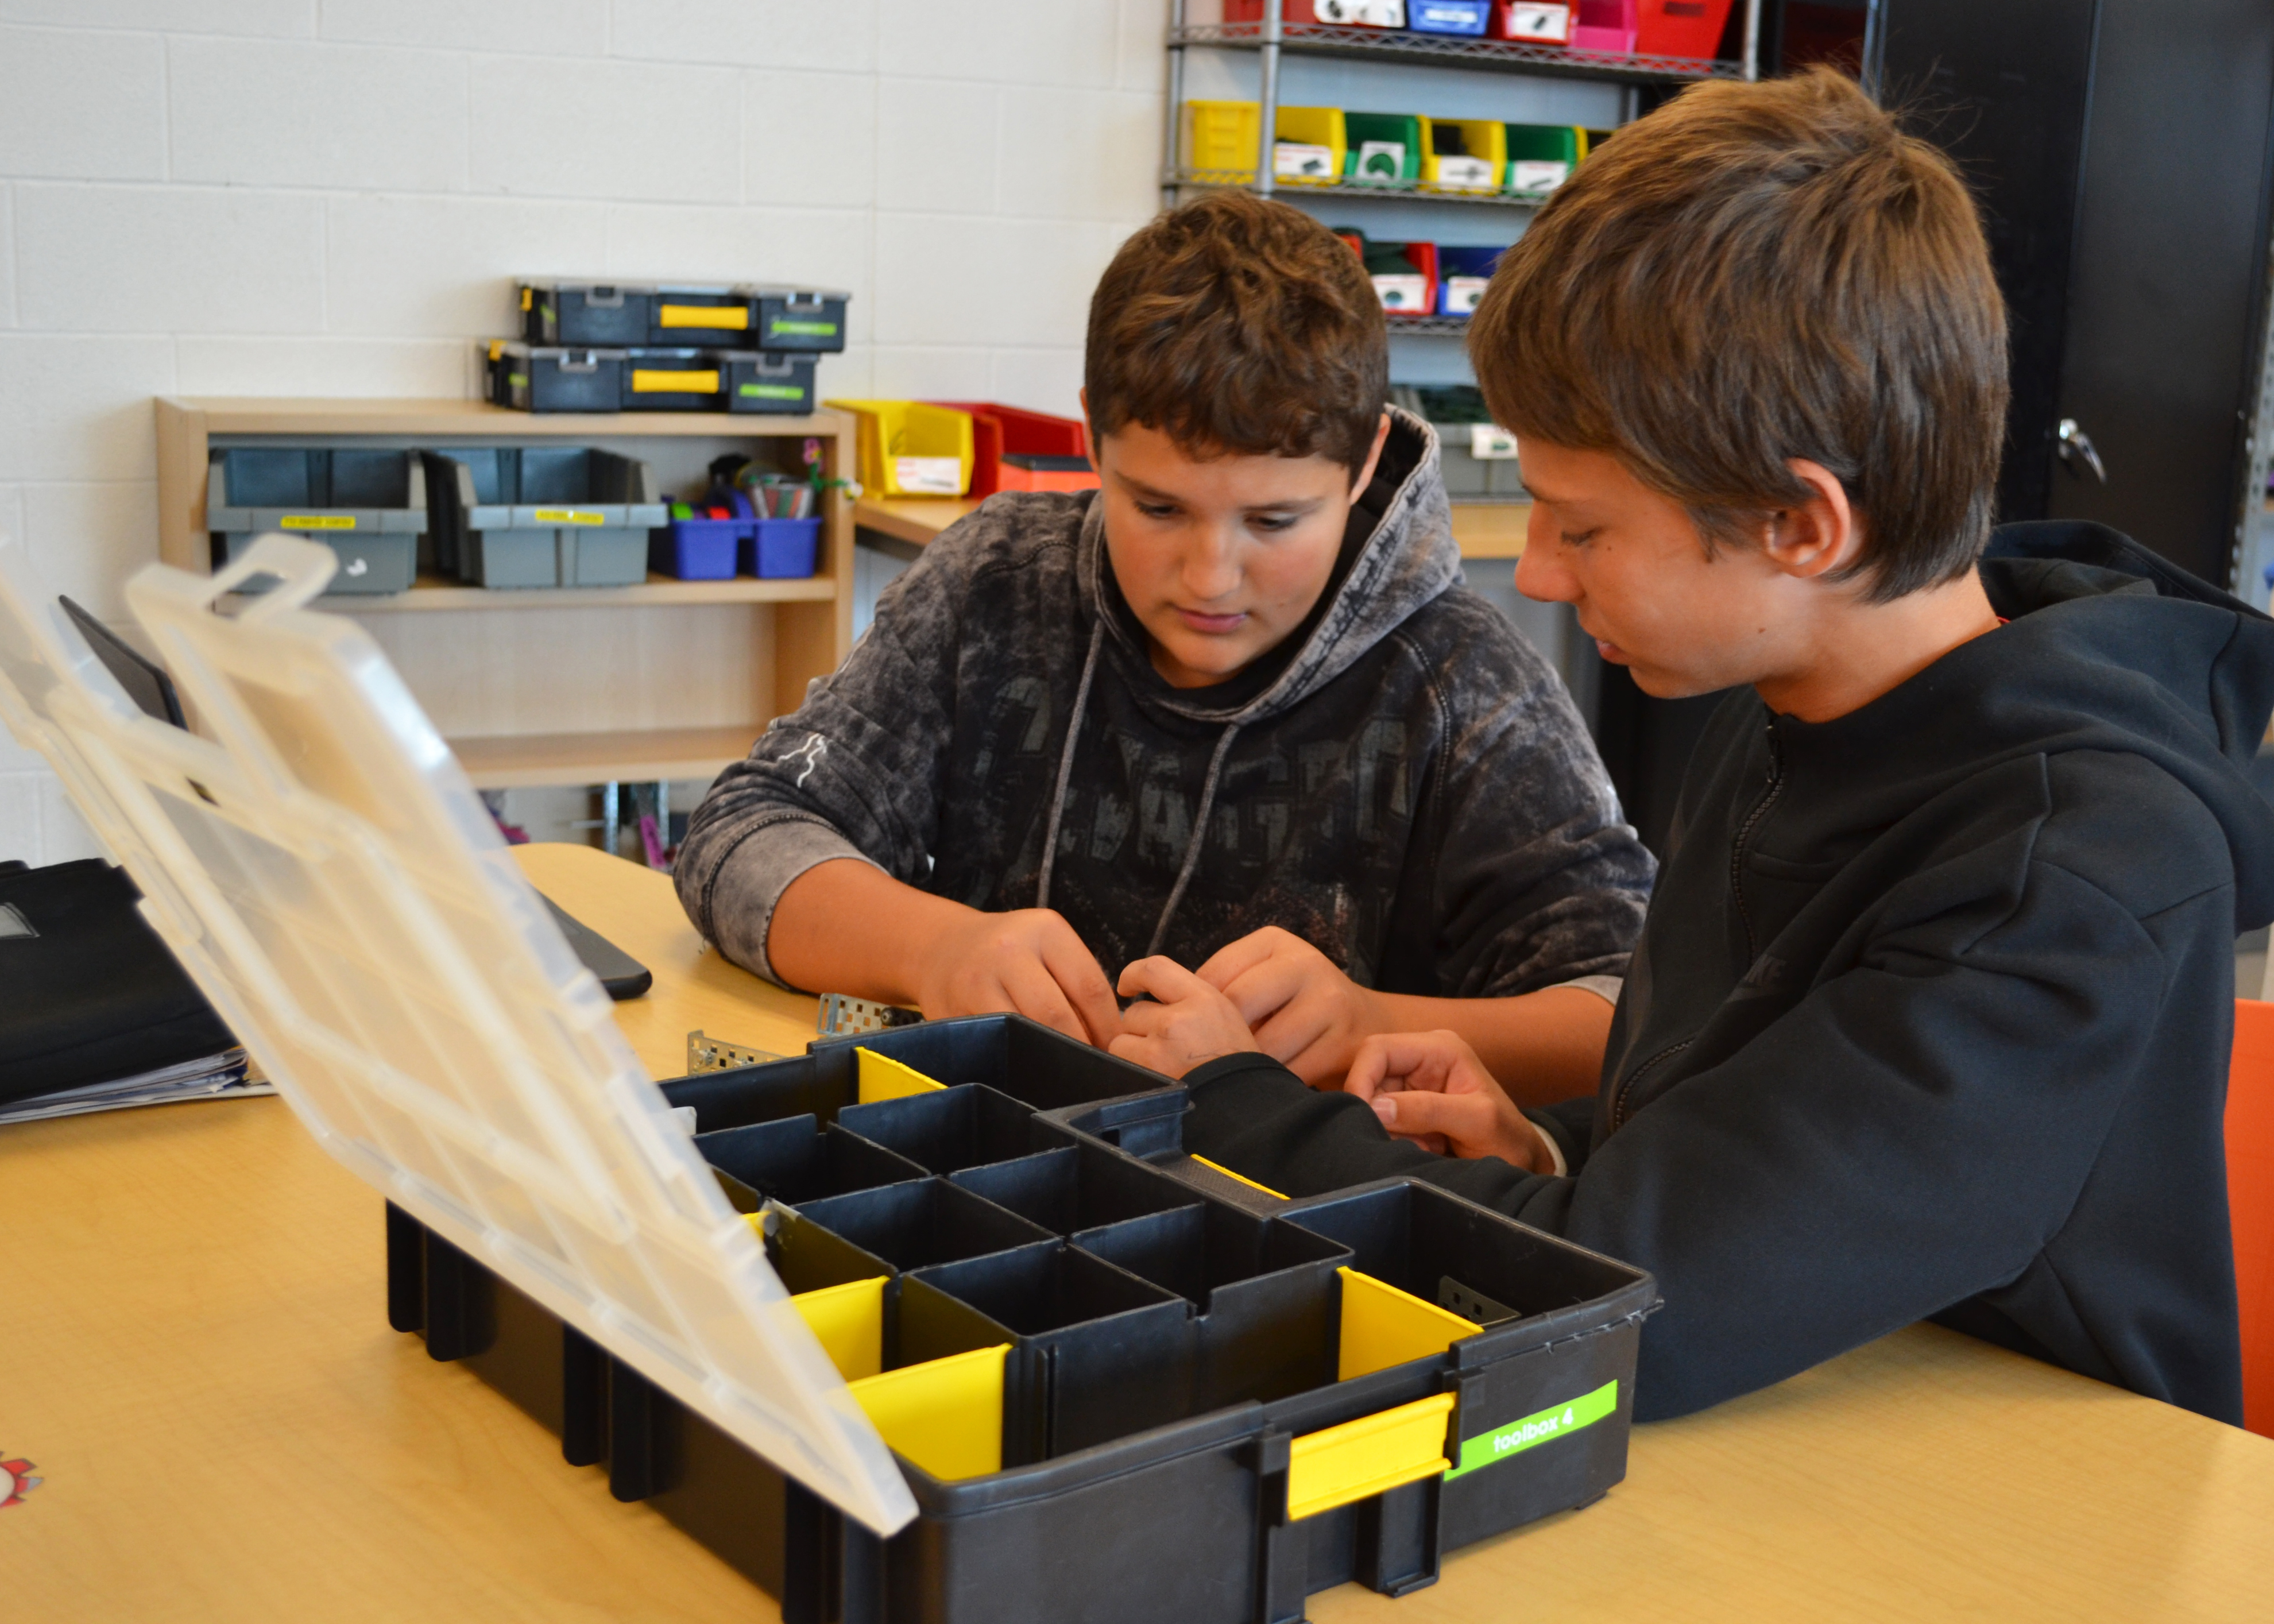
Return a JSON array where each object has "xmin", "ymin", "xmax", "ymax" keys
[
  {"xmin": 746, "ymin": 516, "xmax": 821, "ymax": 578},
  {"xmin": 1409, "ymin": 0, "xmax": 1491, "ymax": 34},
  {"xmin": 651, "ymin": 486, "xmax": 751, "ymax": 579}
]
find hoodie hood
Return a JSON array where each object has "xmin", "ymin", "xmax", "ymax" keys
[
  {"xmin": 1073, "ymin": 404, "xmax": 1463, "ymax": 728},
  {"xmin": 1767, "ymin": 519, "xmax": 2274, "ymax": 931}
]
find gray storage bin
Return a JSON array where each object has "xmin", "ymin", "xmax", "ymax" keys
[
  {"xmin": 206, "ymin": 448, "xmax": 426, "ymax": 595},
  {"xmin": 421, "ymin": 447, "xmax": 666, "ymax": 589},
  {"xmin": 1392, "ymin": 385, "xmax": 1526, "ymax": 500}
]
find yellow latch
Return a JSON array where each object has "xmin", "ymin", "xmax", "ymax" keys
[
  {"xmin": 631, "ymin": 368, "xmax": 720, "ymax": 393},
  {"xmin": 1286, "ymin": 1391, "xmax": 1456, "ymax": 1521},
  {"xmin": 659, "ymin": 302, "xmax": 751, "ymax": 330}
]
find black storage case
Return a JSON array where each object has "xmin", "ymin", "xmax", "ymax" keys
[
  {"xmin": 384, "ymin": 1016, "xmax": 1656, "ymax": 1623},
  {"xmin": 487, "ymin": 343, "xmax": 809, "ymax": 414},
  {"xmin": 519, "ymin": 280, "xmax": 849, "ymax": 353}
]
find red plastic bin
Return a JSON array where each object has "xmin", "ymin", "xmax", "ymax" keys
[
  {"xmin": 1635, "ymin": 0, "xmax": 1735, "ymax": 59},
  {"xmin": 929, "ymin": 401, "xmax": 1099, "ymax": 499}
]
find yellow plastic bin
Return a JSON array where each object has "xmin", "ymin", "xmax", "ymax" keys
[
  {"xmin": 1274, "ymin": 106, "xmax": 1348, "ymax": 185},
  {"xmin": 1423, "ymin": 118, "xmax": 1509, "ymax": 193},
  {"xmin": 827, "ymin": 400, "xmax": 976, "ymax": 497},
  {"xmin": 1183, "ymin": 99, "xmax": 1260, "ymax": 180}
]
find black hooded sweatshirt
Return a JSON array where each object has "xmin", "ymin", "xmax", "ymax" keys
[{"xmin": 1184, "ymin": 521, "xmax": 2274, "ymax": 1425}]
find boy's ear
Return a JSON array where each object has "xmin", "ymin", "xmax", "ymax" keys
[
  {"xmin": 1351, "ymin": 412, "xmax": 1391, "ymax": 495},
  {"xmin": 1763, "ymin": 459, "xmax": 1864, "ymax": 582}
]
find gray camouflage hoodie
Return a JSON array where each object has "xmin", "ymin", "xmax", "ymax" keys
[{"xmin": 678, "ymin": 409, "xmax": 1653, "ymax": 999}]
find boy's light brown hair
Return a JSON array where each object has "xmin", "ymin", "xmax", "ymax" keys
[
  {"xmin": 1086, "ymin": 190, "xmax": 1387, "ymax": 480},
  {"xmin": 1471, "ymin": 67, "xmax": 2009, "ymax": 601}
]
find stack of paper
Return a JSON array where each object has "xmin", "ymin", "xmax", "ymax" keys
[{"xmin": 0, "ymin": 1049, "xmax": 269, "ymax": 1127}]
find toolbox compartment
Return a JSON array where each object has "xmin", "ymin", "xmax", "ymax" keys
[
  {"xmin": 420, "ymin": 446, "xmax": 664, "ymax": 587},
  {"xmin": 384, "ymin": 1015, "xmax": 1655, "ymax": 1623},
  {"xmin": 206, "ymin": 447, "xmax": 425, "ymax": 594}
]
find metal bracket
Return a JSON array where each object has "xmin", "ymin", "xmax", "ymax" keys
[
  {"xmin": 683, "ymin": 1028, "xmax": 785, "ymax": 1074},
  {"xmin": 815, "ymin": 995, "xmax": 923, "ymax": 1037}
]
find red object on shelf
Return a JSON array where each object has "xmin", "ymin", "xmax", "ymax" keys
[
  {"xmin": 1496, "ymin": 3, "xmax": 1575, "ymax": 44},
  {"xmin": 1571, "ymin": 0, "xmax": 1638, "ymax": 52},
  {"xmin": 1634, "ymin": 0, "xmax": 1734, "ymax": 59},
  {"xmin": 929, "ymin": 401, "xmax": 1099, "ymax": 499},
  {"xmin": 1224, "ymin": 1, "xmax": 1326, "ymax": 22}
]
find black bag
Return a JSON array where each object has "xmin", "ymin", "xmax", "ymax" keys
[{"xmin": 0, "ymin": 859, "xmax": 235, "ymax": 1108}]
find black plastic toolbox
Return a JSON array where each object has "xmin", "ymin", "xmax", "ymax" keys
[
  {"xmin": 486, "ymin": 343, "xmax": 815, "ymax": 415},
  {"xmin": 519, "ymin": 280, "xmax": 849, "ymax": 353},
  {"xmin": 204, "ymin": 447, "xmax": 426, "ymax": 594},
  {"xmin": 419, "ymin": 447, "xmax": 667, "ymax": 587},
  {"xmin": 385, "ymin": 1015, "xmax": 1656, "ymax": 1623}
]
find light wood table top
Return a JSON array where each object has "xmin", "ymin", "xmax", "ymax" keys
[
  {"xmin": 5, "ymin": 841, "xmax": 2272, "ymax": 1621},
  {"xmin": 853, "ymin": 494, "xmax": 1532, "ymax": 560}
]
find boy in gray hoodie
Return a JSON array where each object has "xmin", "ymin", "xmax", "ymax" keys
[{"xmin": 676, "ymin": 192, "xmax": 1652, "ymax": 1097}]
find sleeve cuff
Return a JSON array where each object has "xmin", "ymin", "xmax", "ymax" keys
[
  {"xmin": 702, "ymin": 817, "xmax": 881, "ymax": 986},
  {"xmin": 1519, "ymin": 1109, "xmax": 1569, "ymax": 1176},
  {"xmin": 1551, "ymin": 974, "xmax": 1624, "ymax": 1007}
]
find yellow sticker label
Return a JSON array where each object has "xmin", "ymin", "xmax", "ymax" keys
[
  {"xmin": 280, "ymin": 515, "xmax": 355, "ymax": 529},
  {"xmin": 533, "ymin": 508, "xmax": 606, "ymax": 525}
]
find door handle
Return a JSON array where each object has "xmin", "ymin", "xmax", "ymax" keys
[{"xmin": 2057, "ymin": 418, "xmax": 2107, "ymax": 484}]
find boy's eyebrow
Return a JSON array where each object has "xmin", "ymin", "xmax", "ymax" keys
[{"xmin": 1111, "ymin": 470, "xmax": 1325, "ymax": 512}]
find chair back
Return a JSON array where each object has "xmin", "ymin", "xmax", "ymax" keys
[{"xmin": 2229, "ymin": 999, "xmax": 2274, "ymax": 1435}]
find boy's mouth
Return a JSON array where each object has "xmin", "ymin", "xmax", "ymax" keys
[
  {"xmin": 1594, "ymin": 637, "xmax": 1629, "ymax": 664},
  {"xmin": 1175, "ymin": 608, "xmax": 1249, "ymax": 635}
]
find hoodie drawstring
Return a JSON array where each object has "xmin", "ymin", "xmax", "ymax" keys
[
  {"xmin": 1035, "ymin": 616, "xmax": 1241, "ymax": 962},
  {"xmin": 1144, "ymin": 721, "xmax": 1240, "ymax": 960},
  {"xmin": 1035, "ymin": 620, "xmax": 1103, "ymax": 913}
]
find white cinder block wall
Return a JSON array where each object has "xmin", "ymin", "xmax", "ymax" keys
[{"xmin": 0, "ymin": 0, "xmax": 1169, "ymax": 864}]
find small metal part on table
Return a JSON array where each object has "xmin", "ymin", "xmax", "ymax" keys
[
  {"xmin": 1438, "ymin": 1275, "xmax": 1519, "ymax": 1327},
  {"xmin": 815, "ymin": 993, "xmax": 923, "ymax": 1037},
  {"xmin": 683, "ymin": 1028, "xmax": 786, "ymax": 1074}
]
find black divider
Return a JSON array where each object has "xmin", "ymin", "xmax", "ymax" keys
[
  {"xmin": 948, "ymin": 1139, "xmax": 1196, "ymax": 1235},
  {"xmin": 835, "ymin": 1084, "xmax": 1043, "ymax": 1176},
  {"xmin": 662, "ymin": 1055, "xmax": 844, "ymax": 1132},
  {"xmin": 767, "ymin": 1209, "xmax": 899, "ymax": 1296},
  {"xmin": 1076, "ymin": 1206, "xmax": 1348, "ymax": 1410},
  {"xmin": 696, "ymin": 1114, "xmax": 929, "ymax": 1205},
  {"xmin": 795, "ymin": 1178, "xmax": 1054, "ymax": 1273},
  {"xmin": 906, "ymin": 1247, "xmax": 1194, "ymax": 1463},
  {"xmin": 813, "ymin": 1014, "xmax": 1177, "ymax": 1114},
  {"xmin": 1287, "ymin": 1181, "xmax": 1635, "ymax": 1329}
]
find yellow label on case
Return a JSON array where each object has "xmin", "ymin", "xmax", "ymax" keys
[
  {"xmin": 280, "ymin": 515, "xmax": 355, "ymax": 529},
  {"xmin": 533, "ymin": 508, "xmax": 605, "ymax": 525}
]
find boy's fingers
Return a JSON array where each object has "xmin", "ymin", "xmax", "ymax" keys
[
  {"xmin": 1369, "ymin": 1087, "xmax": 1492, "ymax": 1147},
  {"xmin": 1038, "ymin": 931, "xmax": 1121, "ymax": 1046},
  {"xmin": 1194, "ymin": 930, "xmax": 1282, "ymax": 992},
  {"xmin": 1000, "ymin": 960, "xmax": 1092, "ymax": 1046},
  {"xmin": 1217, "ymin": 958, "xmax": 1310, "ymax": 1028},
  {"xmin": 1116, "ymin": 954, "xmax": 1206, "ymax": 1003}
]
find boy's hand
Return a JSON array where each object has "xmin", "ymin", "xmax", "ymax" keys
[
  {"xmin": 1196, "ymin": 926, "xmax": 1389, "ymax": 1087},
  {"xmin": 1110, "ymin": 957, "xmax": 1260, "ymax": 1078},
  {"xmin": 1343, "ymin": 1031, "xmax": 1558, "ymax": 1173},
  {"xmin": 914, "ymin": 907, "xmax": 1122, "ymax": 1049}
]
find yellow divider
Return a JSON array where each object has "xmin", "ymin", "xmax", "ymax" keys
[
  {"xmin": 856, "ymin": 1047, "xmax": 946, "ymax": 1104},
  {"xmin": 1286, "ymin": 1392, "xmax": 1456, "ymax": 1521},
  {"xmin": 1190, "ymin": 1154, "xmax": 1288, "ymax": 1201},
  {"xmin": 1337, "ymin": 1267, "xmax": 1481, "ymax": 1382},
  {"xmin": 847, "ymin": 1345, "xmax": 1010, "ymax": 1481},
  {"xmin": 789, "ymin": 1275, "xmax": 886, "ymax": 1381}
]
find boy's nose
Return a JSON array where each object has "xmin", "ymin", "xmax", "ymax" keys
[
  {"xmin": 1181, "ymin": 538, "xmax": 1243, "ymax": 601},
  {"xmin": 1514, "ymin": 543, "xmax": 1576, "ymax": 604}
]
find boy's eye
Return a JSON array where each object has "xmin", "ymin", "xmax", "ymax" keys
[
  {"xmin": 1135, "ymin": 501, "xmax": 1179, "ymax": 520},
  {"xmin": 1248, "ymin": 512, "xmax": 1298, "ymax": 533},
  {"xmin": 1561, "ymin": 527, "xmax": 1602, "ymax": 547}
]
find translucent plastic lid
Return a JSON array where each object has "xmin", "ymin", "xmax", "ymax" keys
[{"xmin": 0, "ymin": 531, "xmax": 918, "ymax": 1535}]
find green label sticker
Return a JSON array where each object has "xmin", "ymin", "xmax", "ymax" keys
[
  {"xmin": 770, "ymin": 319, "xmax": 837, "ymax": 337},
  {"xmin": 740, "ymin": 383, "xmax": 806, "ymax": 399},
  {"xmin": 1443, "ymin": 1380, "xmax": 1618, "ymax": 1480}
]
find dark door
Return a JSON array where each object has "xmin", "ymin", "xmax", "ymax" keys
[{"xmin": 2040, "ymin": 0, "xmax": 2274, "ymax": 586}]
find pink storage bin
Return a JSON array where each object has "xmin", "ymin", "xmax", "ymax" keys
[{"xmin": 1572, "ymin": 0, "xmax": 1638, "ymax": 52}]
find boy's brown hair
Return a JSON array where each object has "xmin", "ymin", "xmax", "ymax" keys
[
  {"xmin": 1471, "ymin": 67, "xmax": 2008, "ymax": 601},
  {"xmin": 1086, "ymin": 190, "xmax": 1387, "ymax": 480}
]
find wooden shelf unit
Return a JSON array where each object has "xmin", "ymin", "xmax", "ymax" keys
[{"xmin": 155, "ymin": 397, "xmax": 857, "ymax": 790}]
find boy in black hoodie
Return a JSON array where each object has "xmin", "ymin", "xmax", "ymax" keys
[{"xmin": 1120, "ymin": 68, "xmax": 2274, "ymax": 1426}]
